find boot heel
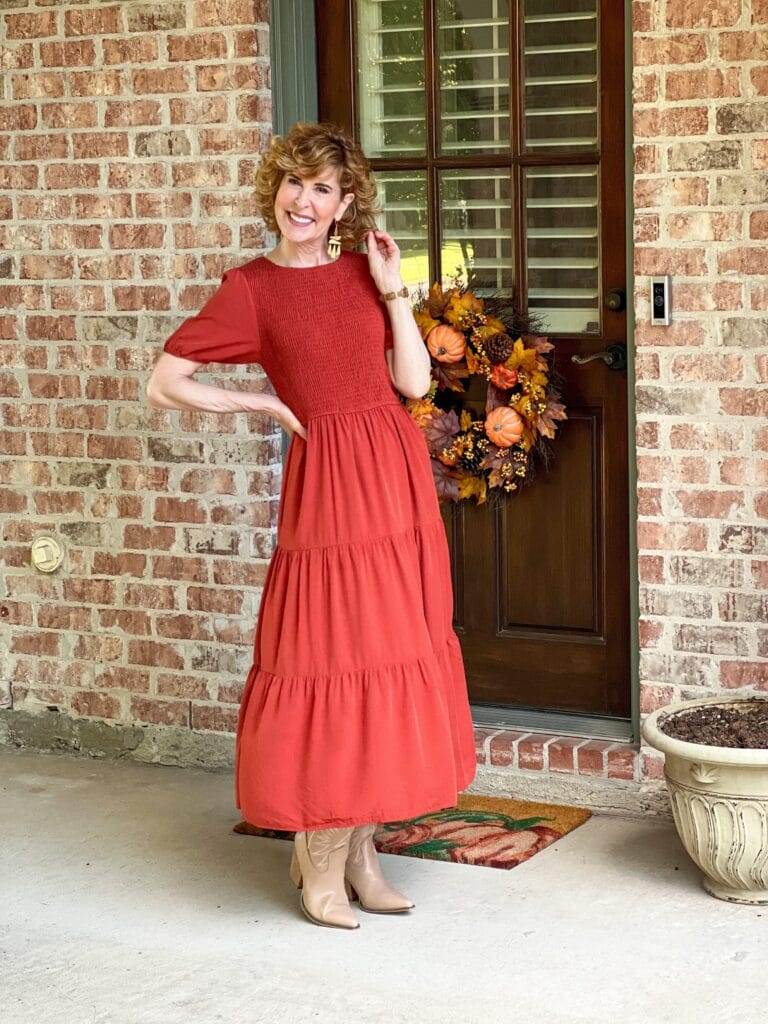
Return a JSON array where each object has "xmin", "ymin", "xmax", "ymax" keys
[
  {"xmin": 289, "ymin": 847, "xmax": 302, "ymax": 889},
  {"xmin": 345, "ymin": 877, "xmax": 357, "ymax": 901},
  {"xmin": 292, "ymin": 827, "xmax": 360, "ymax": 929}
]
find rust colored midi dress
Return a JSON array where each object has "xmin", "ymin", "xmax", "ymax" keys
[{"xmin": 163, "ymin": 248, "xmax": 477, "ymax": 830}]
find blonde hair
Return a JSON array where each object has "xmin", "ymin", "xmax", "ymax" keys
[{"xmin": 254, "ymin": 121, "xmax": 382, "ymax": 247}]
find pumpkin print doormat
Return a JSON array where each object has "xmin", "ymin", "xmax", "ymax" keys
[{"xmin": 233, "ymin": 793, "xmax": 591, "ymax": 869}]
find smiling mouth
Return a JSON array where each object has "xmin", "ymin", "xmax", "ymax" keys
[{"xmin": 287, "ymin": 212, "xmax": 314, "ymax": 225}]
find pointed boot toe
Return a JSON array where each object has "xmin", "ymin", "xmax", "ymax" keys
[{"xmin": 345, "ymin": 824, "xmax": 415, "ymax": 914}]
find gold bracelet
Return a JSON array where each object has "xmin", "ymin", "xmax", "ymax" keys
[{"xmin": 378, "ymin": 285, "xmax": 409, "ymax": 302}]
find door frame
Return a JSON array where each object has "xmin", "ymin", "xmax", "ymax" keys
[{"xmin": 268, "ymin": 0, "xmax": 640, "ymax": 745}]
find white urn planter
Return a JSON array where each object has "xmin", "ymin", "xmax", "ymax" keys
[{"xmin": 642, "ymin": 695, "xmax": 768, "ymax": 905}]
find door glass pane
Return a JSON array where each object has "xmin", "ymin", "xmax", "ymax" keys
[
  {"xmin": 438, "ymin": 0, "xmax": 510, "ymax": 155},
  {"xmin": 523, "ymin": 0, "xmax": 598, "ymax": 150},
  {"xmin": 356, "ymin": 0, "xmax": 427, "ymax": 158},
  {"xmin": 373, "ymin": 171, "xmax": 429, "ymax": 289},
  {"xmin": 439, "ymin": 169, "xmax": 513, "ymax": 296},
  {"xmin": 525, "ymin": 165, "xmax": 599, "ymax": 333}
]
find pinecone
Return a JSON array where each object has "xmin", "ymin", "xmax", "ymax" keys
[
  {"xmin": 427, "ymin": 291, "xmax": 449, "ymax": 319},
  {"xmin": 457, "ymin": 425, "xmax": 489, "ymax": 473},
  {"xmin": 484, "ymin": 332, "xmax": 514, "ymax": 364}
]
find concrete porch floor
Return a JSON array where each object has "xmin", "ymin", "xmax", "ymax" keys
[{"xmin": 1, "ymin": 746, "xmax": 765, "ymax": 1024}]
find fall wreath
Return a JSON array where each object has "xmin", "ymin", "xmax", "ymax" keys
[{"xmin": 402, "ymin": 276, "xmax": 568, "ymax": 506}]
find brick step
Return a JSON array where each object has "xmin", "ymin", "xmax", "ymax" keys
[{"xmin": 474, "ymin": 726, "xmax": 646, "ymax": 783}]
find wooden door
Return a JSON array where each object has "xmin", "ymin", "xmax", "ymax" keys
[{"xmin": 315, "ymin": 0, "xmax": 630, "ymax": 722}]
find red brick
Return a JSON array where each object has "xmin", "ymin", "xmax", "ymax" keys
[
  {"xmin": 634, "ymin": 34, "xmax": 708, "ymax": 66},
  {"xmin": 488, "ymin": 730, "xmax": 529, "ymax": 767},
  {"xmin": 71, "ymin": 691, "xmax": 121, "ymax": 720},
  {"xmin": 191, "ymin": 705, "xmax": 239, "ymax": 731},
  {"xmin": 193, "ymin": 0, "xmax": 267, "ymax": 27},
  {"xmin": 669, "ymin": 353, "xmax": 743, "ymax": 382},
  {"xmin": 158, "ymin": 675, "xmax": 212, "ymax": 700},
  {"xmin": 719, "ymin": 30, "xmax": 768, "ymax": 61},
  {"xmin": 719, "ymin": 248, "xmax": 768, "ymax": 275},
  {"xmin": 638, "ymin": 554, "xmax": 664, "ymax": 583},
  {"xmin": 547, "ymin": 738, "xmax": 584, "ymax": 773},
  {"xmin": 666, "ymin": 0, "xmax": 740, "ymax": 27},
  {"xmin": 640, "ymin": 686, "xmax": 675, "ymax": 713},
  {"xmin": 665, "ymin": 68, "xmax": 740, "ymax": 100},
  {"xmin": 720, "ymin": 387, "xmax": 768, "ymax": 417},
  {"xmin": 720, "ymin": 661, "xmax": 768, "ymax": 689},
  {"xmin": 5, "ymin": 12, "xmax": 58, "ymax": 39},
  {"xmin": 606, "ymin": 746, "xmax": 638, "ymax": 781},
  {"xmin": 131, "ymin": 696, "xmax": 189, "ymax": 727},
  {"xmin": 473, "ymin": 727, "xmax": 499, "ymax": 765},
  {"xmin": 639, "ymin": 618, "xmax": 664, "ymax": 647},
  {"xmin": 637, "ymin": 522, "xmax": 708, "ymax": 551},
  {"xmin": 641, "ymin": 753, "xmax": 666, "ymax": 781},
  {"xmin": 672, "ymin": 489, "xmax": 745, "ymax": 518},
  {"xmin": 518, "ymin": 734, "xmax": 546, "ymax": 771},
  {"xmin": 634, "ymin": 106, "xmax": 709, "ymax": 138},
  {"xmin": 576, "ymin": 741, "xmax": 614, "ymax": 776}
]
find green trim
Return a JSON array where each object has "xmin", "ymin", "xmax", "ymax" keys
[
  {"xmin": 269, "ymin": 0, "xmax": 318, "ymax": 134},
  {"xmin": 625, "ymin": 0, "xmax": 639, "ymax": 744},
  {"xmin": 270, "ymin": 0, "xmax": 319, "ymax": 467}
]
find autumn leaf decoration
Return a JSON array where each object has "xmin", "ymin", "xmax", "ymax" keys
[{"xmin": 402, "ymin": 276, "xmax": 568, "ymax": 506}]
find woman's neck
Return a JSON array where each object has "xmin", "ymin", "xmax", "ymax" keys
[{"xmin": 266, "ymin": 241, "xmax": 337, "ymax": 268}]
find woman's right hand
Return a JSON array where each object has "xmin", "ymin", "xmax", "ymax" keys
[{"xmin": 271, "ymin": 399, "xmax": 307, "ymax": 441}]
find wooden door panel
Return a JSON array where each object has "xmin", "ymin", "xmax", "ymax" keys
[{"xmin": 500, "ymin": 411, "xmax": 599, "ymax": 634}]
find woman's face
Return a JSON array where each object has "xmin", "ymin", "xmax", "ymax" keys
[{"xmin": 274, "ymin": 168, "xmax": 354, "ymax": 244}]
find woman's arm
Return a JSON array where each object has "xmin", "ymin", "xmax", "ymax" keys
[
  {"xmin": 366, "ymin": 229, "xmax": 431, "ymax": 399},
  {"xmin": 146, "ymin": 352, "xmax": 281, "ymax": 416},
  {"xmin": 147, "ymin": 352, "xmax": 305, "ymax": 438},
  {"xmin": 383, "ymin": 294, "xmax": 431, "ymax": 399},
  {"xmin": 147, "ymin": 264, "xmax": 307, "ymax": 437}
]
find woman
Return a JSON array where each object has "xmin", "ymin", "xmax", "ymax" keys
[{"xmin": 147, "ymin": 121, "xmax": 476, "ymax": 930}]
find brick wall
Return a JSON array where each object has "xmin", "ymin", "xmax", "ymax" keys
[
  {"xmin": 633, "ymin": 0, "xmax": 768, "ymax": 779},
  {"xmin": 0, "ymin": 1, "xmax": 278, "ymax": 732},
  {"xmin": 1, "ymin": 0, "xmax": 766, "ymax": 790}
]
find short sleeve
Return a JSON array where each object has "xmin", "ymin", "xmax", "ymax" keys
[{"xmin": 162, "ymin": 267, "xmax": 260, "ymax": 365}]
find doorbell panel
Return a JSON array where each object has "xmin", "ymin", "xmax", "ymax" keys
[{"xmin": 650, "ymin": 275, "xmax": 671, "ymax": 326}]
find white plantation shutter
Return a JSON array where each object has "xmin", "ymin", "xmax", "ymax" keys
[
  {"xmin": 357, "ymin": 0, "xmax": 427, "ymax": 159},
  {"xmin": 355, "ymin": 0, "xmax": 601, "ymax": 332},
  {"xmin": 523, "ymin": 0, "xmax": 599, "ymax": 149}
]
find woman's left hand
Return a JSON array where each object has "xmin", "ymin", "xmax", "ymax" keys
[{"xmin": 366, "ymin": 229, "xmax": 403, "ymax": 293}]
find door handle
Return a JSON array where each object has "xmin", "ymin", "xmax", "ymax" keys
[{"xmin": 571, "ymin": 343, "xmax": 627, "ymax": 372}]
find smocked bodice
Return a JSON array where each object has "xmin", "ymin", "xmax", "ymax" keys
[{"xmin": 240, "ymin": 249, "xmax": 399, "ymax": 421}]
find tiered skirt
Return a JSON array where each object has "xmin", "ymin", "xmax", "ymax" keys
[{"xmin": 234, "ymin": 401, "xmax": 477, "ymax": 830}]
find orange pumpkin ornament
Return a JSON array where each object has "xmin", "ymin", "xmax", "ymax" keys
[
  {"xmin": 484, "ymin": 406, "xmax": 524, "ymax": 448},
  {"xmin": 426, "ymin": 324, "xmax": 466, "ymax": 363}
]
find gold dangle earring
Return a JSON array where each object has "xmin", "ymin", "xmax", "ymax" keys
[{"xmin": 327, "ymin": 218, "xmax": 341, "ymax": 259}]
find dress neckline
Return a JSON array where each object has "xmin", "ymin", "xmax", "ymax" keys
[{"xmin": 259, "ymin": 249, "xmax": 350, "ymax": 271}]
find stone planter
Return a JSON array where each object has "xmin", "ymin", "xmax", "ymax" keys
[{"xmin": 642, "ymin": 695, "xmax": 768, "ymax": 905}]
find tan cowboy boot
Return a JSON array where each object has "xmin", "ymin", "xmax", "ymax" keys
[
  {"xmin": 289, "ymin": 827, "xmax": 360, "ymax": 929},
  {"xmin": 344, "ymin": 823, "xmax": 415, "ymax": 913}
]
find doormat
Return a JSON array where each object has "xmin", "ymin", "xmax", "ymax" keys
[{"xmin": 233, "ymin": 793, "xmax": 591, "ymax": 870}]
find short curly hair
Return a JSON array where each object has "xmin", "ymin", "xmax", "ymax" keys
[{"xmin": 254, "ymin": 121, "xmax": 383, "ymax": 248}]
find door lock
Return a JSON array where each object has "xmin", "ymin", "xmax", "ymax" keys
[
  {"xmin": 571, "ymin": 343, "xmax": 627, "ymax": 371},
  {"xmin": 605, "ymin": 288, "xmax": 626, "ymax": 312}
]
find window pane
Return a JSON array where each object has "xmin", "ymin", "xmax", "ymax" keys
[
  {"xmin": 439, "ymin": 169, "xmax": 513, "ymax": 296},
  {"xmin": 523, "ymin": 0, "xmax": 598, "ymax": 151},
  {"xmin": 438, "ymin": 0, "xmax": 510, "ymax": 155},
  {"xmin": 373, "ymin": 170, "xmax": 429, "ymax": 289},
  {"xmin": 356, "ymin": 0, "xmax": 427, "ymax": 158},
  {"xmin": 525, "ymin": 165, "xmax": 599, "ymax": 334}
]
